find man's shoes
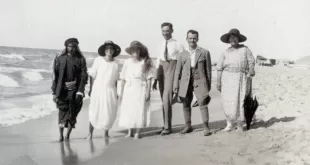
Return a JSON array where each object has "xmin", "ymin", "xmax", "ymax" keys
[
  {"xmin": 180, "ymin": 126, "xmax": 193, "ymax": 134},
  {"xmin": 157, "ymin": 127, "xmax": 164, "ymax": 134},
  {"xmin": 192, "ymin": 101, "xmax": 199, "ymax": 107},
  {"xmin": 203, "ymin": 130, "xmax": 212, "ymax": 136},
  {"xmin": 160, "ymin": 129, "xmax": 172, "ymax": 136}
]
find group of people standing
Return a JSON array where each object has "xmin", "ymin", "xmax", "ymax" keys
[{"xmin": 51, "ymin": 22, "xmax": 255, "ymax": 142}]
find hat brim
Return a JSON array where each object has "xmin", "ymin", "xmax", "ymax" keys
[
  {"xmin": 98, "ymin": 43, "xmax": 121, "ymax": 57},
  {"xmin": 125, "ymin": 45, "xmax": 146, "ymax": 55},
  {"xmin": 220, "ymin": 33, "xmax": 247, "ymax": 43}
]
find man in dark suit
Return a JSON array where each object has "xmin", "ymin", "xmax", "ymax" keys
[
  {"xmin": 52, "ymin": 38, "xmax": 88, "ymax": 141},
  {"xmin": 173, "ymin": 30, "xmax": 212, "ymax": 136}
]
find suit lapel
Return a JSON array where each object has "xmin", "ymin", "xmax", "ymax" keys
[
  {"xmin": 194, "ymin": 48, "xmax": 202, "ymax": 67},
  {"xmin": 183, "ymin": 51, "xmax": 191, "ymax": 63}
]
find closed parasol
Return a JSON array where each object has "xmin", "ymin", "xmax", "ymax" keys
[{"xmin": 244, "ymin": 94, "xmax": 259, "ymax": 130}]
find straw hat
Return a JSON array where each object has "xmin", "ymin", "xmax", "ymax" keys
[
  {"xmin": 125, "ymin": 41, "xmax": 147, "ymax": 55},
  {"xmin": 98, "ymin": 40, "xmax": 121, "ymax": 57},
  {"xmin": 220, "ymin": 29, "xmax": 247, "ymax": 43}
]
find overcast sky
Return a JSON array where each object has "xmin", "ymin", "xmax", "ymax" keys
[{"xmin": 0, "ymin": 0, "xmax": 309, "ymax": 60}]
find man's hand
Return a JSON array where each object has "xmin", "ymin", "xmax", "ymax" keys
[
  {"xmin": 173, "ymin": 88, "xmax": 178, "ymax": 94},
  {"xmin": 76, "ymin": 94, "xmax": 83, "ymax": 104},
  {"xmin": 65, "ymin": 81, "xmax": 76, "ymax": 90},
  {"xmin": 53, "ymin": 95, "xmax": 58, "ymax": 103},
  {"xmin": 152, "ymin": 80, "xmax": 158, "ymax": 91}
]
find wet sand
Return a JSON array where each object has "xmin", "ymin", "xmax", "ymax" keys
[
  {"xmin": 0, "ymin": 81, "xmax": 225, "ymax": 165},
  {"xmin": 2, "ymin": 66, "xmax": 309, "ymax": 165}
]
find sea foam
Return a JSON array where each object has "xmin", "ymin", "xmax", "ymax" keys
[
  {"xmin": 0, "ymin": 74, "xmax": 19, "ymax": 87},
  {"xmin": 22, "ymin": 71, "xmax": 44, "ymax": 81},
  {"xmin": 0, "ymin": 53, "xmax": 26, "ymax": 60}
]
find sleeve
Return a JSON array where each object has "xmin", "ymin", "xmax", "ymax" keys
[
  {"xmin": 205, "ymin": 51, "xmax": 212, "ymax": 91},
  {"xmin": 246, "ymin": 48, "xmax": 255, "ymax": 73},
  {"xmin": 178, "ymin": 43, "xmax": 185, "ymax": 54},
  {"xmin": 88, "ymin": 57, "xmax": 98, "ymax": 78},
  {"xmin": 155, "ymin": 56, "xmax": 160, "ymax": 69},
  {"xmin": 51, "ymin": 56, "xmax": 59, "ymax": 95},
  {"xmin": 173, "ymin": 54, "xmax": 182, "ymax": 90},
  {"xmin": 146, "ymin": 65, "xmax": 155, "ymax": 80},
  {"xmin": 216, "ymin": 52, "xmax": 225, "ymax": 71},
  {"xmin": 77, "ymin": 57, "xmax": 88, "ymax": 95},
  {"xmin": 120, "ymin": 60, "xmax": 128, "ymax": 80},
  {"xmin": 116, "ymin": 61, "xmax": 122, "ymax": 80}
]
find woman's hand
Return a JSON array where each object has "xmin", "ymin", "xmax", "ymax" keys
[
  {"xmin": 247, "ymin": 70, "xmax": 255, "ymax": 78},
  {"xmin": 152, "ymin": 80, "xmax": 158, "ymax": 91},
  {"xmin": 145, "ymin": 91, "xmax": 151, "ymax": 101},
  {"xmin": 217, "ymin": 83, "xmax": 222, "ymax": 92}
]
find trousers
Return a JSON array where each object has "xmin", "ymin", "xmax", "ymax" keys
[{"xmin": 157, "ymin": 60, "xmax": 177, "ymax": 129}]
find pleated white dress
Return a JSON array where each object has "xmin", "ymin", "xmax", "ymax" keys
[
  {"xmin": 118, "ymin": 58, "xmax": 154, "ymax": 129},
  {"xmin": 88, "ymin": 57, "xmax": 120, "ymax": 130}
]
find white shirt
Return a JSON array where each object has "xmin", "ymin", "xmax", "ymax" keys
[
  {"xmin": 186, "ymin": 45, "xmax": 200, "ymax": 67},
  {"xmin": 155, "ymin": 37, "xmax": 184, "ymax": 68}
]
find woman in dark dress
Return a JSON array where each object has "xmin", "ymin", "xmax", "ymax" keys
[{"xmin": 52, "ymin": 38, "xmax": 88, "ymax": 142}]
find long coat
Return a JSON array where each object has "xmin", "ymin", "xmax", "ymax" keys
[
  {"xmin": 51, "ymin": 54, "xmax": 88, "ymax": 97},
  {"xmin": 173, "ymin": 48, "xmax": 212, "ymax": 100}
]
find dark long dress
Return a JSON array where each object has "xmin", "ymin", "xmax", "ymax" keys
[{"xmin": 56, "ymin": 55, "xmax": 83, "ymax": 128}]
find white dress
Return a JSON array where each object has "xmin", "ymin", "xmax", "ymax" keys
[
  {"xmin": 88, "ymin": 57, "xmax": 120, "ymax": 130},
  {"xmin": 118, "ymin": 58, "xmax": 154, "ymax": 129}
]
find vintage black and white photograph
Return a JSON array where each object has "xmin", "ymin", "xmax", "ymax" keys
[{"xmin": 0, "ymin": 0, "xmax": 309, "ymax": 164}]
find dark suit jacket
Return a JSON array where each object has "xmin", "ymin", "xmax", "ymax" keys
[
  {"xmin": 51, "ymin": 54, "xmax": 88, "ymax": 97},
  {"xmin": 173, "ymin": 47, "xmax": 212, "ymax": 100}
]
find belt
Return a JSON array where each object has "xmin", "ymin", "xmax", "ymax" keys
[{"xmin": 223, "ymin": 67, "xmax": 247, "ymax": 73}]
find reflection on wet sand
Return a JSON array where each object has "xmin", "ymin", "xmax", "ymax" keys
[
  {"xmin": 59, "ymin": 138, "xmax": 110, "ymax": 165},
  {"xmin": 89, "ymin": 138, "xmax": 109, "ymax": 155},
  {"xmin": 60, "ymin": 142, "xmax": 79, "ymax": 165}
]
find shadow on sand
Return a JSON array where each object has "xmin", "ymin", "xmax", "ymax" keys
[
  {"xmin": 115, "ymin": 116, "xmax": 296, "ymax": 138},
  {"xmin": 249, "ymin": 116, "xmax": 296, "ymax": 130},
  {"xmin": 115, "ymin": 119, "xmax": 228, "ymax": 138}
]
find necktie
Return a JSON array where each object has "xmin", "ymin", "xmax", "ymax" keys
[{"xmin": 164, "ymin": 40, "xmax": 168, "ymax": 61}]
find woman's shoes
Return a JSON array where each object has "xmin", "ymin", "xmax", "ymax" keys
[
  {"xmin": 125, "ymin": 134, "xmax": 133, "ymax": 138},
  {"xmin": 134, "ymin": 134, "xmax": 141, "ymax": 140},
  {"xmin": 223, "ymin": 125, "xmax": 234, "ymax": 132}
]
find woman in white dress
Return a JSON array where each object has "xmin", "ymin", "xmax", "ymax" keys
[
  {"xmin": 118, "ymin": 41, "xmax": 154, "ymax": 139},
  {"xmin": 87, "ymin": 41, "xmax": 121, "ymax": 139}
]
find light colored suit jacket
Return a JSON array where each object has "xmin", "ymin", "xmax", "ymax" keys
[{"xmin": 173, "ymin": 47, "xmax": 212, "ymax": 100}]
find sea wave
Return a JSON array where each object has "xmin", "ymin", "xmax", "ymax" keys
[
  {"xmin": 0, "ymin": 94, "xmax": 56, "ymax": 127},
  {"xmin": 0, "ymin": 53, "xmax": 26, "ymax": 60},
  {"xmin": 0, "ymin": 66, "xmax": 50, "ymax": 73},
  {"xmin": 0, "ymin": 73, "xmax": 19, "ymax": 87},
  {"xmin": 22, "ymin": 71, "xmax": 44, "ymax": 81}
]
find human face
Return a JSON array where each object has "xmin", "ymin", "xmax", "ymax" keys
[
  {"xmin": 105, "ymin": 45, "xmax": 115, "ymax": 58},
  {"xmin": 187, "ymin": 33, "xmax": 199, "ymax": 49},
  {"xmin": 131, "ymin": 48, "xmax": 141, "ymax": 60},
  {"xmin": 161, "ymin": 26, "xmax": 173, "ymax": 40},
  {"xmin": 229, "ymin": 35, "xmax": 239, "ymax": 47},
  {"xmin": 67, "ymin": 43, "xmax": 77, "ymax": 54}
]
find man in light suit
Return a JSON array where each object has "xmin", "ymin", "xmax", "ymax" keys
[
  {"xmin": 152, "ymin": 22, "xmax": 184, "ymax": 135},
  {"xmin": 173, "ymin": 30, "xmax": 212, "ymax": 136}
]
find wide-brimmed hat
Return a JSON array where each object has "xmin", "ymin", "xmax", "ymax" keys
[
  {"xmin": 64, "ymin": 38, "xmax": 79, "ymax": 47},
  {"xmin": 220, "ymin": 29, "xmax": 247, "ymax": 43},
  {"xmin": 125, "ymin": 41, "xmax": 147, "ymax": 55},
  {"xmin": 98, "ymin": 40, "xmax": 121, "ymax": 57}
]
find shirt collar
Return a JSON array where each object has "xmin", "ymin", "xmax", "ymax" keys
[
  {"xmin": 186, "ymin": 45, "xmax": 200, "ymax": 53},
  {"xmin": 164, "ymin": 37, "xmax": 175, "ymax": 43}
]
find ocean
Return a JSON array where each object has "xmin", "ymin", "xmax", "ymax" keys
[{"xmin": 0, "ymin": 46, "xmax": 151, "ymax": 127}]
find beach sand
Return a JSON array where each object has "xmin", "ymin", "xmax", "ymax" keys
[{"xmin": 1, "ymin": 67, "xmax": 310, "ymax": 165}]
